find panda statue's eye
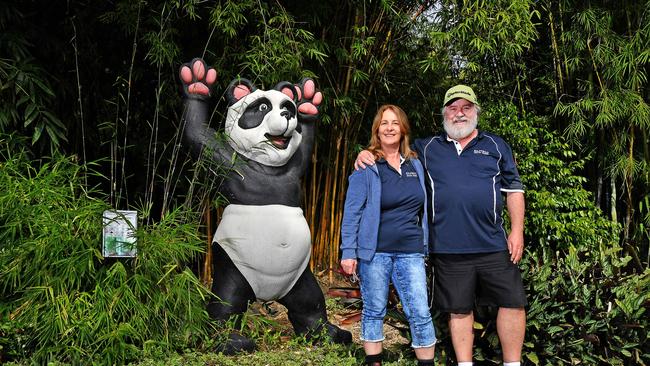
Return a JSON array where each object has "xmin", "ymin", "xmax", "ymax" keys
[{"xmin": 258, "ymin": 103, "xmax": 269, "ymax": 112}]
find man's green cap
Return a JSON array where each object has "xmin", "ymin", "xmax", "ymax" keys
[{"xmin": 443, "ymin": 85, "xmax": 479, "ymax": 107}]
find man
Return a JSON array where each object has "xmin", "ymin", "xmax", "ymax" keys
[{"xmin": 355, "ymin": 85, "xmax": 527, "ymax": 366}]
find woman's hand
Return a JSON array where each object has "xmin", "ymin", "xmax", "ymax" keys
[{"xmin": 340, "ymin": 259, "xmax": 358, "ymax": 276}]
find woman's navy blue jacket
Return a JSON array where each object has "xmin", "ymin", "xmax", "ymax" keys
[{"xmin": 340, "ymin": 158, "xmax": 430, "ymax": 261}]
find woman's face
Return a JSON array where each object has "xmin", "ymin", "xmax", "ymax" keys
[{"xmin": 378, "ymin": 109, "xmax": 401, "ymax": 148}]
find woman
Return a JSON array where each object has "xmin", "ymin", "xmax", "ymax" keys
[{"xmin": 340, "ymin": 105, "xmax": 436, "ymax": 366}]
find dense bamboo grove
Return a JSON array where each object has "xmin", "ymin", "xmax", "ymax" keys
[
  {"xmin": 1, "ymin": 0, "xmax": 648, "ymax": 364},
  {"xmin": 1, "ymin": 0, "xmax": 647, "ymax": 271}
]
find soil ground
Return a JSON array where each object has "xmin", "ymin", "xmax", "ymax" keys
[{"xmin": 247, "ymin": 269, "xmax": 413, "ymax": 353}]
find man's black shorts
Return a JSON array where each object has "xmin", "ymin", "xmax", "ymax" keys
[{"xmin": 431, "ymin": 250, "xmax": 527, "ymax": 313}]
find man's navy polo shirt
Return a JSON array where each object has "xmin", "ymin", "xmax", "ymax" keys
[
  {"xmin": 413, "ymin": 131, "xmax": 524, "ymax": 254},
  {"xmin": 376, "ymin": 158, "xmax": 425, "ymax": 253}
]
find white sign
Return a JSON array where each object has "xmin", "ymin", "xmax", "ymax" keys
[{"xmin": 102, "ymin": 210, "xmax": 138, "ymax": 257}]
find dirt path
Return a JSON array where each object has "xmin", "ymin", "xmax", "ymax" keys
[{"xmin": 248, "ymin": 271, "xmax": 412, "ymax": 352}]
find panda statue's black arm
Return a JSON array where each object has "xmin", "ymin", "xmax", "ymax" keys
[
  {"xmin": 182, "ymin": 98, "xmax": 233, "ymax": 168},
  {"xmin": 293, "ymin": 108, "xmax": 317, "ymax": 176}
]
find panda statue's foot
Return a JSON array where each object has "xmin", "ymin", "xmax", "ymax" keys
[
  {"xmin": 303, "ymin": 322, "xmax": 352, "ymax": 345},
  {"xmin": 324, "ymin": 322, "xmax": 353, "ymax": 344},
  {"xmin": 215, "ymin": 332, "xmax": 256, "ymax": 355}
]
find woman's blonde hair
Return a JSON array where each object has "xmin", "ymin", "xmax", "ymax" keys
[{"xmin": 367, "ymin": 104, "xmax": 418, "ymax": 160}]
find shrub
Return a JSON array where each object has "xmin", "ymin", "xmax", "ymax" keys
[{"xmin": 0, "ymin": 136, "xmax": 212, "ymax": 364}]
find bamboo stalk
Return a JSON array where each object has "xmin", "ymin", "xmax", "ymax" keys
[
  {"xmin": 327, "ymin": 134, "xmax": 343, "ymax": 283},
  {"xmin": 307, "ymin": 139, "xmax": 319, "ymax": 272},
  {"xmin": 316, "ymin": 164, "xmax": 333, "ymax": 269},
  {"xmin": 548, "ymin": 6, "xmax": 564, "ymax": 99},
  {"xmin": 202, "ymin": 201, "xmax": 212, "ymax": 286},
  {"xmin": 307, "ymin": 1, "xmax": 407, "ymax": 273}
]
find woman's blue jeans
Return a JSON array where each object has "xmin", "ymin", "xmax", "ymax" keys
[{"xmin": 358, "ymin": 252, "xmax": 436, "ymax": 348}]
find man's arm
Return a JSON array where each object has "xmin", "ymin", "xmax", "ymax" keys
[
  {"xmin": 353, "ymin": 150, "xmax": 376, "ymax": 170},
  {"xmin": 506, "ymin": 191, "xmax": 525, "ymax": 264}
]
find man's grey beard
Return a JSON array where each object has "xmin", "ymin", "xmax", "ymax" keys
[{"xmin": 443, "ymin": 115, "xmax": 478, "ymax": 140}]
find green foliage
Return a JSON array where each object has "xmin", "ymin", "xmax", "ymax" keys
[
  {"xmin": 476, "ymin": 104, "xmax": 649, "ymax": 365},
  {"xmin": 426, "ymin": 0, "xmax": 539, "ymax": 99},
  {"xmin": 0, "ymin": 137, "xmax": 213, "ymax": 364},
  {"xmin": 207, "ymin": 0, "xmax": 325, "ymax": 87},
  {"xmin": 0, "ymin": 5, "xmax": 68, "ymax": 154},
  {"xmin": 0, "ymin": 58, "xmax": 67, "ymax": 153},
  {"xmin": 485, "ymin": 105, "xmax": 619, "ymax": 252},
  {"xmin": 552, "ymin": 0, "xmax": 650, "ymax": 262}
]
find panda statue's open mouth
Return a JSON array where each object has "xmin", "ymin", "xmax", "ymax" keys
[{"xmin": 265, "ymin": 133, "xmax": 292, "ymax": 149}]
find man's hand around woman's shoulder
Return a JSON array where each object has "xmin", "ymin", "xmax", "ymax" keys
[{"xmin": 354, "ymin": 150, "xmax": 376, "ymax": 170}]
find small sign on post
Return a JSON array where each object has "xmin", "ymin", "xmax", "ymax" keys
[{"xmin": 102, "ymin": 210, "xmax": 138, "ymax": 257}]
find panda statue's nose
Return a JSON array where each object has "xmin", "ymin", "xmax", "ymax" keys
[{"xmin": 280, "ymin": 110, "xmax": 292, "ymax": 121}]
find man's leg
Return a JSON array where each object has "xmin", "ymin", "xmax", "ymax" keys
[
  {"xmin": 449, "ymin": 312, "xmax": 474, "ymax": 362},
  {"xmin": 497, "ymin": 307, "xmax": 526, "ymax": 363},
  {"xmin": 475, "ymin": 252, "xmax": 527, "ymax": 363},
  {"xmin": 432, "ymin": 253, "xmax": 478, "ymax": 364}
]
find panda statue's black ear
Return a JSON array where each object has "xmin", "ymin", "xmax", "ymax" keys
[
  {"xmin": 226, "ymin": 78, "xmax": 257, "ymax": 105},
  {"xmin": 273, "ymin": 81, "xmax": 298, "ymax": 103}
]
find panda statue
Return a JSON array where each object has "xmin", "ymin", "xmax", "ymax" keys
[{"xmin": 179, "ymin": 58, "xmax": 352, "ymax": 353}]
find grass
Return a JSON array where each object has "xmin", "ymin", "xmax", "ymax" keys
[
  {"xmin": 135, "ymin": 344, "xmax": 361, "ymax": 366},
  {"xmin": 1, "ymin": 279, "xmax": 446, "ymax": 365},
  {"xmin": 132, "ymin": 330, "xmax": 421, "ymax": 366},
  {"xmin": 131, "ymin": 296, "xmax": 425, "ymax": 366}
]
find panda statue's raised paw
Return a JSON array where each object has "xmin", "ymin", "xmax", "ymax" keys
[{"xmin": 179, "ymin": 58, "xmax": 352, "ymax": 354}]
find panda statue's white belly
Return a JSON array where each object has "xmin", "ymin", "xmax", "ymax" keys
[{"xmin": 214, "ymin": 204, "xmax": 312, "ymax": 301}]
